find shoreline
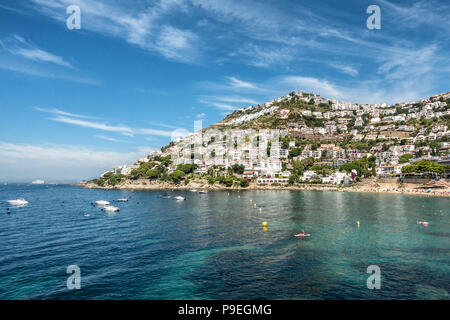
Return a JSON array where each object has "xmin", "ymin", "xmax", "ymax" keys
[{"xmin": 80, "ymin": 180, "xmax": 450, "ymax": 198}]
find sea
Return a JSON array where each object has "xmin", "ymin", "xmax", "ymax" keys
[{"xmin": 0, "ymin": 184, "xmax": 448, "ymax": 299}]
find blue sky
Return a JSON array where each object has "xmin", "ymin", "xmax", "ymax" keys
[{"xmin": 0, "ymin": 0, "xmax": 448, "ymax": 182}]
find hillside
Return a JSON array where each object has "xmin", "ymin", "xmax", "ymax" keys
[{"xmin": 85, "ymin": 90, "xmax": 450, "ymax": 193}]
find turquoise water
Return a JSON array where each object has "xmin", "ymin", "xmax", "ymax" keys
[{"xmin": 0, "ymin": 184, "xmax": 448, "ymax": 299}]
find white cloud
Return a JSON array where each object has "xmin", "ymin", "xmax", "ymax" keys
[
  {"xmin": 155, "ymin": 26, "xmax": 199, "ymax": 62},
  {"xmin": 0, "ymin": 35, "xmax": 98, "ymax": 84},
  {"xmin": 94, "ymin": 135, "xmax": 131, "ymax": 143},
  {"xmin": 210, "ymin": 103, "xmax": 237, "ymax": 111},
  {"xmin": 329, "ymin": 63, "xmax": 358, "ymax": 77},
  {"xmin": 34, "ymin": 107, "xmax": 95, "ymax": 119},
  {"xmin": 50, "ymin": 116, "xmax": 134, "ymax": 135},
  {"xmin": 378, "ymin": 0, "xmax": 450, "ymax": 30},
  {"xmin": 0, "ymin": 142, "xmax": 153, "ymax": 181},
  {"xmin": 281, "ymin": 76, "xmax": 343, "ymax": 99},
  {"xmin": 30, "ymin": 0, "xmax": 201, "ymax": 63},
  {"xmin": 376, "ymin": 44, "xmax": 439, "ymax": 80},
  {"xmin": 227, "ymin": 77, "xmax": 257, "ymax": 89},
  {"xmin": 202, "ymin": 95, "xmax": 258, "ymax": 105},
  {"xmin": 232, "ymin": 43, "xmax": 295, "ymax": 68},
  {"xmin": 45, "ymin": 113, "xmax": 185, "ymax": 138},
  {"xmin": 196, "ymin": 113, "xmax": 206, "ymax": 118},
  {"xmin": 12, "ymin": 48, "xmax": 74, "ymax": 69},
  {"xmin": 2, "ymin": 34, "xmax": 74, "ymax": 68}
]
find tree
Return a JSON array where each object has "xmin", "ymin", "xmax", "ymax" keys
[
  {"xmin": 289, "ymin": 148, "xmax": 301, "ymax": 158},
  {"xmin": 146, "ymin": 169, "xmax": 160, "ymax": 179},
  {"xmin": 401, "ymin": 159, "xmax": 446, "ymax": 175},
  {"xmin": 207, "ymin": 176, "xmax": 216, "ymax": 185},
  {"xmin": 170, "ymin": 170, "xmax": 185, "ymax": 184},
  {"xmin": 223, "ymin": 177, "xmax": 234, "ymax": 187},
  {"xmin": 231, "ymin": 164, "xmax": 245, "ymax": 174},
  {"xmin": 288, "ymin": 173, "xmax": 298, "ymax": 185},
  {"xmin": 93, "ymin": 178, "xmax": 105, "ymax": 187},
  {"xmin": 292, "ymin": 161, "xmax": 305, "ymax": 176},
  {"xmin": 177, "ymin": 164, "xmax": 198, "ymax": 174},
  {"xmin": 399, "ymin": 154, "xmax": 413, "ymax": 163},
  {"xmin": 240, "ymin": 178, "xmax": 249, "ymax": 188},
  {"xmin": 340, "ymin": 157, "xmax": 374, "ymax": 177}
]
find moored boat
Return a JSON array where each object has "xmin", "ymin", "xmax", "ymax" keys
[
  {"xmin": 103, "ymin": 205, "xmax": 120, "ymax": 212},
  {"xmin": 7, "ymin": 198, "xmax": 28, "ymax": 206},
  {"xmin": 95, "ymin": 200, "xmax": 110, "ymax": 206}
]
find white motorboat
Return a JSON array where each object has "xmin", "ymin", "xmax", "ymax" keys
[
  {"xmin": 189, "ymin": 189, "xmax": 197, "ymax": 192},
  {"xmin": 103, "ymin": 205, "xmax": 120, "ymax": 212},
  {"xmin": 95, "ymin": 200, "xmax": 110, "ymax": 206},
  {"xmin": 117, "ymin": 198, "xmax": 128, "ymax": 202},
  {"xmin": 198, "ymin": 190, "xmax": 208, "ymax": 194},
  {"xmin": 174, "ymin": 196, "xmax": 186, "ymax": 200},
  {"xmin": 7, "ymin": 198, "xmax": 28, "ymax": 206}
]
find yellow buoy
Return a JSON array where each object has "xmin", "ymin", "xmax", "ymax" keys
[
  {"xmin": 250, "ymin": 199, "xmax": 252, "ymax": 203},
  {"xmin": 262, "ymin": 221, "xmax": 268, "ymax": 227},
  {"xmin": 357, "ymin": 221, "xmax": 360, "ymax": 227}
]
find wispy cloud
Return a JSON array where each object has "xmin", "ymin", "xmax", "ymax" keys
[
  {"xmin": 0, "ymin": 142, "xmax": 153, "ymax": 181},
  {"xmin": 231, "ymin": 43, "xmax": 295, "ymax": 68},
  {"xmin": 155, "ymin": 25, "xmax": 200, "ymax": 63},
  {"xmin": 210, "ymin": 102, "xmax": 238, "ymax": 111},
  {"xmin": 201, "ymin": 95, "xmax": 258, "ymax": 105},
  {"xmin": 41, "ymin": 110, "xmax": 186, "ymax": 138},
  {"xmin": 227, "ymin": 77, "xmax": 257, "ymax": 89},
  {"xmin": 0, "ymin": 35, "xmax": 98, "ymax": 84},
  {"xmin": 3, "ymin": 35, "xmax": 74, "ymax": 68},
  {"xmin": 281, "ymin": 76, "xmax": 343, "ymax": 99},
  {"xmin": 199, "ymin": 93, "xmax": 259, "ymax": 111},
  {"xmin": 50, "ymin": 116, "xmax": 134, "ymax": 135},
  {"xmin": 329, "ymin": 63, "xmax": 358, "ymax": 77},
  {"xmin": 94, "ymin": 135, "xmax": 131, "ymax": 143},
  {"xmin": 13, "ymin": 48, "xmax": 74, "ymax": 68},
  {"xmin": 29, "ymin": 0, "xmax": 201, "ymax": 63},
  {"xmin": 34, "ymin": 107, "xmax": 96, "ymax": 119},
  {"xmin": 378, "ymin": 0, "xmax": 450, "ymax": 31}
]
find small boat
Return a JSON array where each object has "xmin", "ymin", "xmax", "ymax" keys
[
  {"xmin": 84, "ymin": 213, "xmax": 90, "ymax": 217},
  {"xmin": 103, "ymin": 205, "xmax": 120, "ymax": 212},
  {"xmin": 189, "ymin": 189, "xmax": 197, "ymax": 192},
  {"xmin": 117, "ymin": 198, "xmax": 128, "ymax": 202},
  {"xmin": 7, "ymin": 198, "xmax": 28, "ymax": 206},
  {"xmin": 417, "ymin": 221, "xmax": 429, "ymax": 226},
  {"xmin": 174, "ymin": 196, "xmax": 186, "ymax": 201},
  {"xmin": 95, "ymin": 200, "xmax": 110, "ymax": 206},
  {"xmin": 198, "ymin": 190, "xmax": 208, "ymax": 194},
  {"xmin": 294, "ymin": 233, "xmax": 311, "ymax": 238}
]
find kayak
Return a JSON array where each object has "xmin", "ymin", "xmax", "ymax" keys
[{"xmin": 294, "ymin": 233, "xmax": 311, "ymax": 237}]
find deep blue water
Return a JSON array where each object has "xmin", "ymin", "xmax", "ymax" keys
[{"xmin": 0, "ymin": 184, "xmax": 448, "ymax": 299}]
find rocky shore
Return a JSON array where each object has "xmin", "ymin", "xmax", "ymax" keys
[{"xmin": 80, "ymin": 178, "xmax": 450, "ymax": 197}]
